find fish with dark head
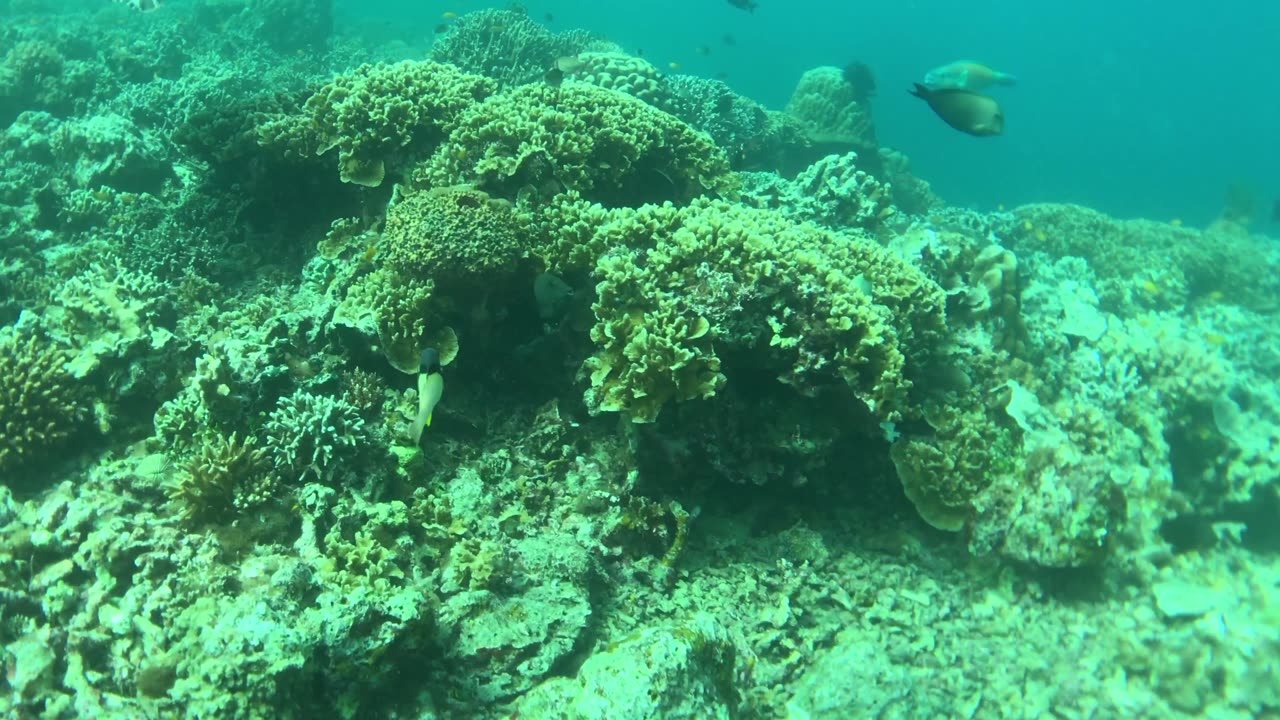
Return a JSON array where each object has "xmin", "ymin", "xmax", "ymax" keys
[
  {"xmin": 727, "ymin": 0, "xmax": 758, "ymax": 12},
  {"xmin": 909, "ymin": 83, "xmax": 1003, "ymax": 137}
]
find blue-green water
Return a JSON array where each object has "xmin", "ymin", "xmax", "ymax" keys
[
  {"xmin": 1, "ymin": 2, "xmax": 1277, "ymax": 718},
  {"xmin": 353, "ymin": 0, "xmax": 1280, "ymax": 225}
]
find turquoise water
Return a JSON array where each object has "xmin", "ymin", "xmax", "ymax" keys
[
  {"xmin": 353, "ymin": 0, "xmax": 1280, "ymax": 225},
  {"xmin": 1, "ymin": 1, "xmax": 1278, "ymax": 718}
]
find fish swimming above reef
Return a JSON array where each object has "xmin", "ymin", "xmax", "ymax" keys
[
  {"xmin": 727, "ymin": 0, "xmax": 759, "ymax": 12},
  {"xmin": 411, "ymin": 348, "xmax": 445, "ymax": 445},
  {"xmin": 924, "ymin": 60, "xmax": 1016, "ymax": 92},
  {"xmin": 909, "ymin": 83, "xmax": 1004, "ymax": 137},
  {"xmin": 113, "ymin": 0, "xmax": 162, "ymax": 9}
]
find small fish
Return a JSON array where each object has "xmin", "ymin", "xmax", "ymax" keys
[
  {"xmin": 668, "ymin": 61, "xmax": 681, "ymax": 71},
  {"xmin": 411, "ymin": 348, "xmax": 445, "ymax": 444},
  {"xmin": 1170, "ymin": 218, "xmax": 1183, "ymax": 227},
  {"xmin": 696, "ymin": 46, "xmax": 712, "ymax": 56},
  {"xmin": 544, "ymin": 66, "xmax": 564, "ymax": 87},
  {"xmin": 434, "ymin": 23, "xmax": 448, "ymax": 34},
  {"xmin": 909, "ymin": 83, "xmax": 1004, "ymax": 137},
  {"xmin": 1204, "ymin": 332, "xmax": 1228, "ymax": 346},
  {"xmin": 924, "ymin": 60, "xmax": 1016, "ymax": 92},
  {"xmin": 544, "ymin": 12, "xmax": 554, "ymax": 22},
  {"xmin": 114, "ymin": 0, "xmax": 162, "ymax": 9},
  {"xmin": 727, "ymin": 0, "xmax": 758, "ymax": 12},
  {"xmin": 442, "ymin": 11, "xmax": 457, "ymax": 19},
  {"xmin": 722, "ymin": 34, "xmax": 736, "ymax": 46},
  {"xmin": 714, "ymin": 71, "xmax": 729, "ymax": 80},
  {"xmin": 1272, "ymin": 198, "xmax": 1279, "ymax": 223}
]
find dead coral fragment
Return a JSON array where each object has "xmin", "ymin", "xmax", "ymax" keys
[{"xmin": 0, "ymin": 329, "xmax": 83, "ymax": 474}]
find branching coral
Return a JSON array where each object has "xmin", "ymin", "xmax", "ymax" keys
[
  {"xmin": 0, "ymin": 328, "xmax": 83, "ymax": 475},
  {"xmin": 257, "ymin": 60, "xmax": 496, "ymax": 186},
  {"xmin": 264, "ymin": 389, "xmax": 369, "ymax": 483},
  {"xmin": 416, "ymin": 82, "xmax": 737, "ymax": 207},
  {"xmin": 165, "ymin": 432, "xmax": 276, "ymax": 523}
]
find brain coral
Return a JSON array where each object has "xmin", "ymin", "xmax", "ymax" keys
[
  {"xmin": 428, "ymin": 9, "xmax": 616, "ymax": 88},
  {"xmin": 380, "ymin": 186, "xmax": 523, "ymax": 283},
  {"xmin": 258, "ymin": 61, "xmax": 496, "ymax": 186},
  {"xmin": 530, "ymin": 197, "xmax": 946, "ymax": 422},
  {"xmin": 0, "ymin": 329, "xmax": 83, "ymax": 475},
  {"xmin": 416, "ymin": 82, "xmax": 737, "ymax": 207}
]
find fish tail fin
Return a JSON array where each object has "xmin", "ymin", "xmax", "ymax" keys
[
  {"xmin": 997, "ymin": 73, "xmax": 1017, "ymax": 86},
  {"xmin": 426, "ymin": 412, "xmax": 433, "ymax": 428},
  {"xmin": 909, "ymin": 83, "xmax": 929, "ymax": 99}
]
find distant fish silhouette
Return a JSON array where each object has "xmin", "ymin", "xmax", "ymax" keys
[
  {"xmin": 1273, "ymin": 197, "xmax": 1280, "ymax": 223},
  {"xmin": 727, "ymin": 0, "xmax": 758, "ymax": 12}
]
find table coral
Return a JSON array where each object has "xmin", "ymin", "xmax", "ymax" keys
[
  {"xmin": 416, "ymin": 82, "xmax": 737, "ymax": 207},
  {"xmin": 257, "ymin": 60, "xmax": 496, "ymax": 187}
]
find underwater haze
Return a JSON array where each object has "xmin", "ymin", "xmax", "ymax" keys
[
  {"xmin": 352, "ymin": 0, "xmax": 1280, "ymax": 225},
  {"xmin": 2, "ymin": 0, "xmax": 1280, "ymax": 718}
]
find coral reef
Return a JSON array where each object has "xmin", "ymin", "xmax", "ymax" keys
[
  {"xmin": 1, "ymin": 5, "xmax": 1279, "ymax": 720},
  {"xmin": 417, "ymin": 82, "xmax": 737, "ymax": 206},
  {"xmin": 0, "ymin": 328, "xmax": 82, "ymax": 477},
  {"xmin": 428, "ymin": 8, "xmax": 616, "ymax": 88},
  {"xmin": 258, "ymin": 60, "xmax": 496, "ymax": 187}
]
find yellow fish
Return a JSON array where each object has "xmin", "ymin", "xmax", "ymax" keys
[{"xmin": 411, "ymin": 348, "xmax": 445, "ymax": 444}]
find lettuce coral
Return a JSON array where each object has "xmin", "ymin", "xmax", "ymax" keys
[
  {"xmin": 380, "ymin": 185, "xmax": 523, "ymax": 283},
  {"xmin": 417, "ymin": 82, "xmax": 737, "ymax": 206},
  {"xmin": 532, "ymin": 197, "xmax": 946, "ymax": 423},
  {"xmin": 257, "ymin": 60, "xmax": 496, "ymax": 187}
]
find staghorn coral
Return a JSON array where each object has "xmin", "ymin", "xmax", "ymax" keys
[
  {"xmin": 0, "ymin": 328, "xmax": 83, "ymax": 475},
  {"xmin": 532, "ymin": 197, "xmax": 946, "ymax": 423},
  {"xmin": 257, "ymin": 60, "xmax": 496, "ymax": 187},
  {"xmin": 416, "ymin": 82, "xmax": 737, "ymax": 207},
  {"xmin": 428, "ymin": 8, "xmax": 616, "ymax": 88},
  {"xmin": 380, "ymin": 185, "xmax": 524, "ymax": 283}
]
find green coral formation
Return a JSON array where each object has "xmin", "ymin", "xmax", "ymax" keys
[
  {"xmin": 531, "ymin": 197, "xmax": 945, "ymax": 422},
  {"xmin": 258, "ymin": 60, "xmax": 497, "ymax": 186},
  {"xmin": 417, "ymin": 82, "xmax": 737, "ymax": 205},
  {"xmin": 380, "ymin": 185, "xmax": 523, "ymax": 282},
  {"xmin": 0, "ymin": 329, "xmax": 82, "ymax": 476},
  {"xmin": 3, "ymin": 4, "xmax": 1280, "ymax": 720},
  {"xmin": 428, "ymin": 8, "xmax": 616, "ymax": 88}
]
